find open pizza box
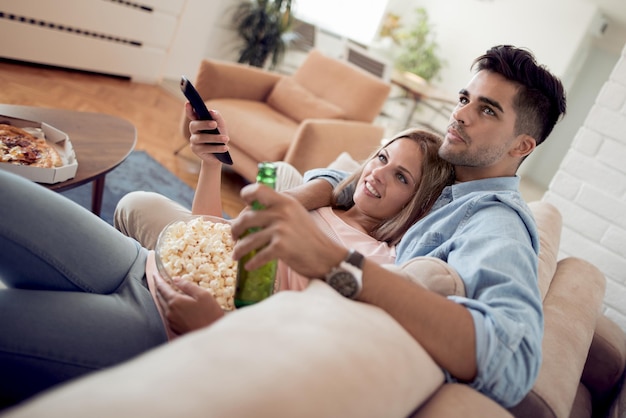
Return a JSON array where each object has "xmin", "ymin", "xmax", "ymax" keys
[{"xmin": 0, "ymin": 115, "xmax": 78, "ymax": 184}]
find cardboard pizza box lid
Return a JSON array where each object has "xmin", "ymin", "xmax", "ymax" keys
[{"xmin": 0, "ymin": 115, "xmax": 78, "ymax": 184}]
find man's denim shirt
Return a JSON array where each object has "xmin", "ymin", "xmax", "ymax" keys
[{"xmin": 304, "ymin": 168, "xmax": 543, "ymax": 408}]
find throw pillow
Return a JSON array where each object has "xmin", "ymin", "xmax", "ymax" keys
[
  {"xmin": 267, "ymin": 77, "xmax": 346, "ymax": 122},
  {"xmin": 327, "ymin": 151, "xmax": 360, "ymax": 172}
]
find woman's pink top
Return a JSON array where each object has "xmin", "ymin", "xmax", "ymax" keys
[{"xmin": 277, "ymin": 206, "xmax": 396, "ymax": 291}]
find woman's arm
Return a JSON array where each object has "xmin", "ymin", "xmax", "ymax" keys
[
  {"xmin": 183, "ymin": 104, "xmax": 229, "ymax": 216},
  {"xmin": 153, "ymin": 272, "xmax": 225, "ymax": 336},
  {"xmin": 192, "ymin": 161, "xmax": 223, "ymax": 216}
]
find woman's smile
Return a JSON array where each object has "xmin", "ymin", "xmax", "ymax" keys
[{"xmin": 364, "ymin": 180, "xmax": 381, "ymax": 198}]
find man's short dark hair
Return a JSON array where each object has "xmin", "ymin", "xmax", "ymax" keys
[{"xmin": 472, "ymin": 45, "xmax": 567, "ymax": 146}]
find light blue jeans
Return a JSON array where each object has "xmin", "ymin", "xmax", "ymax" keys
[{"xmin": 0, "ymin": 169, "xmax": 167, "ymax": 407}]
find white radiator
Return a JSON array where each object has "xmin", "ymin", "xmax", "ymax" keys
[{"xmin": 0, "ymin": 0, "xmax": 186, "ymax": 83}]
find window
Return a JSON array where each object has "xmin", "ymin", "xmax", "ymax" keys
[{"xmin": 293, "ymin": 0, "xmax": 389, "ymax": 45}]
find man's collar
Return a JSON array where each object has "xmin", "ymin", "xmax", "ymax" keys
[{"xmin": 450, "ymin": 176, "xmax": 520, "ymax": 199}]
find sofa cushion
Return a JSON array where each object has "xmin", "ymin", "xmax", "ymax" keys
[
  {"xmin": 327, "ymin": 151, "xmax": 361, "ymax": 172},
  {"xmin": 384, "ymin": 257, "xmax": 465, "ymax": 297},
  {"xmin": 293, "ymin": 49, "xmax": 391, "ymax": 123},
  {"xmin": 205, "ymin": 98, "xmax": 298, "ymax": 163},
  {"xmin": 5, "ymin": 281, "xmax": 445, "ymax": 418},
  {"xmin": 267, "ymin": 77, "xmax": 346, "ymax": 122}
]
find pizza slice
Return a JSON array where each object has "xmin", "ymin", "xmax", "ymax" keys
[{"xmin": 0, "ymin": 123, "xmax": 63, "ymax": 168}]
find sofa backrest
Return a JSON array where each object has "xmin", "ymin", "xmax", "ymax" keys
[
  {"xmin": 528, "ymin": 201, "xmax": 562, "ymax": 301},
  {"xmin": 293, "ymin": 49, "xmax": 391, "ymax": 123}
]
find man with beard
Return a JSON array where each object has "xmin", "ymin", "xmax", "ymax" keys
[{"xmin": 229, "ymin": 44, "xmax": 567, "ymax": 407}]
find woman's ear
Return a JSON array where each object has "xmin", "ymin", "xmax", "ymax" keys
[{"xmin": 511, "ymin": 134, "xmax": 536, "ymax": 158}]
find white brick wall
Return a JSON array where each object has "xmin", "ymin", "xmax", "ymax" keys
[{"xmin": 543, "ymin": 44, "xmax": 626, "ymax": 330}]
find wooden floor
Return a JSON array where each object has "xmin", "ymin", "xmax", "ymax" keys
[{"xmin": 0, "ymin": 59, "xmax": 247, "ymax": 217}]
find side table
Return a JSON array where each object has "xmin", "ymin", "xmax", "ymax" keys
[
  {"xmin": 390, "ymin": 70, "xmax": 456, "ymax": 129},
  {"xmin": 0, "ymin": 104, "xmax": 136, "ymax": 216}
]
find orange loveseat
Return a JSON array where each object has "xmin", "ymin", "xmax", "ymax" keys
[{"xmin": 179, "ymin": 49, "xmax": 391, "ymax": 182}]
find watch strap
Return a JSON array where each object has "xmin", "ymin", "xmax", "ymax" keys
[
  {"xmin": 344, "ymin": 249, "xmax": 364, "ymax": 269},
  {"xmin": 324, "ymin": 249, "xmax": 364, "ymax": 299}
]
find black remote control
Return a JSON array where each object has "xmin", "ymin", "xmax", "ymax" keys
[{"xmin": 180, "ymin": 76, "xmax": 233, "ymax": 165}]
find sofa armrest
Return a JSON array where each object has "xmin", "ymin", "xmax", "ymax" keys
[
  {"xmin": 582, "ymin": 315, "xmax": 626, "ymax": 408},
  {"xmin": 410, "ymin": 384, "xmax": 513, "ymax": 418},
  {"xmin": 283, "ymin": 119, "xmax": 384, "ymax": 174},
  {"xmin": 510, "ymin": 257, "xmax": 606, "ymax": 418},
  {"xmin": 607, "ymin": 377, "xmax": 626, "ymax": 418}
]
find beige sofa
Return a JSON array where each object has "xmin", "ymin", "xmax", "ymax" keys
[
  {"xmin": 3, "ymin": 164, "xmax": 626, "ymax": 417},
  {"xmin": 179, "ymin": 49, "xmax": 391, "ymax": 182}
]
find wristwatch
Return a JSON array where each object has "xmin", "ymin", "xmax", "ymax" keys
[{"xmin": 324, "ymin": 249, "xmax": 364, "ymax": 299}]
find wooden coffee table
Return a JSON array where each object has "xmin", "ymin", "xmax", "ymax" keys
[{"xmin": 0, "ymin": 104, "xmax": 136, "ymax": 216}]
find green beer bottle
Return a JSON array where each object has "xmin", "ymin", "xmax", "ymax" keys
[{"xmin": 234, "ymin": 162, "xmax": 278, "ymax": 308}]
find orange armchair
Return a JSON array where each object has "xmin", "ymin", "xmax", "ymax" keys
[{"xmin": 180, "ymin": 49, "xmax": 391, "ymax": 182}]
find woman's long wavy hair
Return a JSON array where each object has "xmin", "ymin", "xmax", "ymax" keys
[{"xmin": 331, "ymin": 129, "xmax": 454, "ymax": 246}]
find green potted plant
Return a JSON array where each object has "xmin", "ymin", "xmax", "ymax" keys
[
  {"xmin": 394, "ymin": 7, "xmax": 445, "ymax": 83},
  {"xmin": 232, "ymin": 0, "xmax": 294, "ymax": 69}
]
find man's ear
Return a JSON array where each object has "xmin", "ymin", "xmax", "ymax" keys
[{"xmin": 511, "ymin": 134, "xmax": 536, "ymax": 158}]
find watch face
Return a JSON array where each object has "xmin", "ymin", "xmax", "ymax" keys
[{"xmin": 327, "ymin": 271, "xmax": 359, "ymax": 299}]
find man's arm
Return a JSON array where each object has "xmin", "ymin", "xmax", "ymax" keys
[
  {"xmin": 445, "ymin": 206, "xmax": 543, "ymax": 406},
  {"xmin": 230, "ymin": 184, "xmax": 478, "ymax": 381},
  {"xmin": 396, "ymin": 201, "xmax": 543, "ymax": 407},
  {"xmin": 231, "ymin": 185, "xmax": 543, "ymax": 407},
  {"xmin": 359, "ymin": 260, "xmax": 478, "ymax": 380},
  {"xmin": 281, "ymin": 178, "xmax": 334, "ymax": 211}
]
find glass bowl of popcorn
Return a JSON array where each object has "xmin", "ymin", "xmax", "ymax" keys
[{"xmin": 155, "ymin": 216, "xmax": 237, "ymax": 311}]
